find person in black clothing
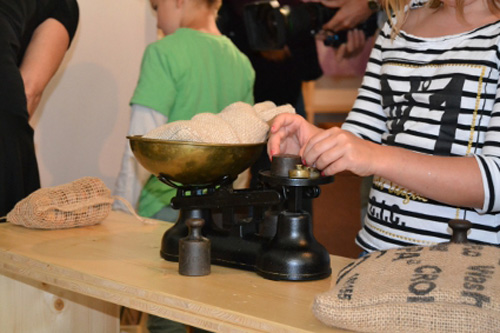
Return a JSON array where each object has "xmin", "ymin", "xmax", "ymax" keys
[
  {"xmin": 0, "ymin": 0, "xmax": 79, "ymax": 219},
  {"xmin": 217, "ymin": 0, "xmax": 323, "ymax": 204}
]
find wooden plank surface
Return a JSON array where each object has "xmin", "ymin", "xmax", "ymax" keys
[{"xmin": 0, "ymin": 211, "xmax": 353, "ymax": 332}]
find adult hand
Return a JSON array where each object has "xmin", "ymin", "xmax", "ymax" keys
[
  {"xmin": 301, "ymin": 0, "xmax": 372, "ymax": 31},
  {"xmin": 302, "ymin": 126, "xmax": 380, "ymax": 177},
  {"xmin": 334, "ymin": 29, "xmax": 367, "ymax": 60},
  {"xmin": 267, "ymin": 113, "xmax": 323, "ymax": 159}
]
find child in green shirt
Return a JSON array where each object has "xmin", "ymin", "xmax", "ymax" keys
[{"xmin": 114, "ymin": 0, "xmax": 255, "ymax": 223}]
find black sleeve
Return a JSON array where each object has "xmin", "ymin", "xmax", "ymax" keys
[{"xmin": 48, "ymin": 0, "xmax": 79, "ymax": 44}]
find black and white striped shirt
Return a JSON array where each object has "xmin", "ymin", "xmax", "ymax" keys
[{"xmin": 342, "ymin": 3, "xmax": 500, "ymax": 251}]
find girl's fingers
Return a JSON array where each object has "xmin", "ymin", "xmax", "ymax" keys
[
  {"xmin": 267, "ymin": 114, "xmax": 307, "ymax": 157},
  {"xmin": 302, "ymin": 128, "xmax": 341, "ymax": 168}
]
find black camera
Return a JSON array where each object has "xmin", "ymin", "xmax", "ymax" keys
[{"xmin": 243, "ymin": 0, "xmax": 379, "ymax": 51}]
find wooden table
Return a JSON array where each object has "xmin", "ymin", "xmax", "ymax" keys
[{"xmin": 0, "ymin": 211, "xmax": 353, "ymax": 332}]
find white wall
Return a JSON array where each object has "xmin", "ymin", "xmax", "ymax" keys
[{"xmin": 30, "ymin": 0, "xmax": 157, "ymax": 189}]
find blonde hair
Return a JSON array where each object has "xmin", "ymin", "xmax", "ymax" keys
[{"xmin": 386, "ymin": 0, "xmax": 500, "ymax": 37}]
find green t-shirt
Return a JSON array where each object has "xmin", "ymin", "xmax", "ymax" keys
[{"xmin": 131, "ymin": 28, "xmax": 255, "ymax": 218}]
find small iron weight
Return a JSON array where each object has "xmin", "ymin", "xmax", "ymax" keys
[{"xmin": 179, "ymin": 218, "xmax": 211, "ymax": 276}]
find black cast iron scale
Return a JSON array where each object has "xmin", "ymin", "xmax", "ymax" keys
[{"xmin": 128, "ymin": 136, "xmax": 334, "ymax": 281}]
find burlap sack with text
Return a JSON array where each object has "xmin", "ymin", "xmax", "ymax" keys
[
  {"xmin": 313, "ymin": 243, "xmax": 500, "ymax": 332},
  {"xmin": 143, "ymin": 101, "xmax": 295, "ymax": 144},
  {"xmin": 7, "ymin": 177, "xmax": 114, "ymax": 229}
]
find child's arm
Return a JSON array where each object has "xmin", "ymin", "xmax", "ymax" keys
[
  {"xmin": 270, "ymin": 117, "xmax": 483, "ymax": 209},
  {"xmin": 113, "ymin": 105, "xmax": 167, "ymax": 211},
  {"xmin": 371, "ymin": 144, "xmax": 483, "ymax": 209},
  {"xmin": 305, "ymin": 127, "xmax": 483, "ymax": 208}
]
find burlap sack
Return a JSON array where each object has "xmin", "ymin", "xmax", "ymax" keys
[
  {"xmin": 143, "ymin": 101, "xmax": 295, "ymax": 143},
  {"xmin": 7, "ymin": 177, "xmax": 114, "ymax": 229},
  {"xmin": 313, "ymin": 243, "xmax": 500, "ymax": 332}
]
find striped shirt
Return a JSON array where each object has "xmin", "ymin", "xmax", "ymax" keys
[{"xmin": 342, "ymin": 2, "xmax": 500, "ymax": 251}]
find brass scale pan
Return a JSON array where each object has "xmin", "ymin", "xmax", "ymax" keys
[{"xmin": 128, "ymin": 136, "xmax": 265, "ymax": 187}]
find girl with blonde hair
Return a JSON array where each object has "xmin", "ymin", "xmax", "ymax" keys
[{"xmin": 268, "ymin": 0, "xmax": 500, "ymax": 252}]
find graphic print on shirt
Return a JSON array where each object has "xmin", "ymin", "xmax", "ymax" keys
[
  {"xmin": 367, "ymin": 63, "xmax": 486, "ymax": 236},
  {"xmin": 381, "ymin": 65, "xmax": 482, "ymax": 157},
  {"xmin": 382, "ymin": 76, "xmax": 420, "ymax": 148},
  {"xmin": 430, "ymin": 75, "xmax": 466, "ymax": 156}
]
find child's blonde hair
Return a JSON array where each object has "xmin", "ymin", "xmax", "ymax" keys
[{"xmin": 386, "ymin": 0, "xmax": 500, "ymax": 37}]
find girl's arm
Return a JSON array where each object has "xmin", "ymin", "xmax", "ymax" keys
[
  {"xmin": 302, "ymin": 127, "xmax": 484, "ymax": 209},
  {"xmin": 374, "ymin": 145, "xmax": 483, "ymax": 209}
]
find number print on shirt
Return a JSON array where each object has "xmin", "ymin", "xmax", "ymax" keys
[
  {"xmin": 429, "ymin": 75, "xmax": 466, "ymax": 156},
  {"xmin": 382, "ymin": 72, "xmax": 468, "ymax": 156},
  {"xmin": 382, "ymin": 75, "xmax": 418, "ymax": 147}
]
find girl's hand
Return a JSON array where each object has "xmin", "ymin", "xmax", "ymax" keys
[
  {"xmin": 267, "ymin": 113, "xmax": 323, "ymax": 159},
  {"xmin": 302, "ymin": 126, "xmax": 380, "ymax": 177}
]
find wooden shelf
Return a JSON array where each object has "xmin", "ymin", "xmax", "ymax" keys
[{"xmin": 303, "ymin": 76, "xmax": 362, "ymax": 124}]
